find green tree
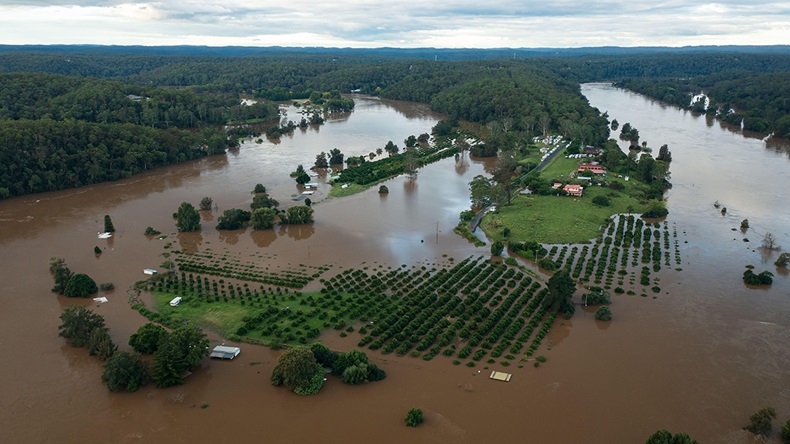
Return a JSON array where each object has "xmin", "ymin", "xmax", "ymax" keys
[
  {"xmin": 781, "ymin": 418, "xmax": 790, "ymax": 444},
  {"xmin": 280, "ymin": 206, "xmax": 314, "ymax": 224},
  {"xmin": 58, "ymin": 305, "xmax": 106, "ymax": 347},
  {"xmin": 403, "ymin": 149, "xmax": 418, "ymax": 178},
  {"xmin": 251, "ymin": 193, "xmax": 279, "ymax": 210},
  {"xmin": 103, "ymin": 214, "xmax": 115, "ymax": 233},
  {"xmin": 404, "ymin": 135, "xmax": 417, "ymax": 148},
  {"xmin": 152, "ymin": 334, "xmax": 187, "ymax": 388},
  {"xmin": 64, "ymin": 273, "xmax": 98, "ymax": 298},
  {"xmin": 94, "ymin": 246, "xmax": 102, "ymax": 255},
  {"xmin": 491, "ymin": 151, "xmax": 521, "ymax": 205},
  {"xmin": 491, "ymin": 240, "xmax": 504, "ymax": 256},
  {"xmin": 405, "ymin": 408, "xmax": 424, "ymax": 427},
  {"xmin": 170, "ymin": 325, "xmax": 210, "ymax": 369},
  {"xmin": 88, "ymin": 327, "xmax": 117, "ymax": 360},
  {"xmin": 310, "ymin": 343, "xmax": 338, "ymax": 368},
  {"xmin": 129, "ymin": 323, "xmax": 167, "ymax": 354},
  {"xmin": 469, "ymin": 175, "xmax": 499, "ymax": 208},
  {"xmin": 251, "ymin": 207, "xmax": 278, "ymax": 230},
  {"xmin": 50, "ymin": 257, "xmax": 73, "ymax": 294},
  {"xmin": 199, "ymin": 196, "xmax": 213, "ymax": 211},
  {"xmin": 253, "ymin": 183, "xmax": 267, "ymax": 194},
  {"xmin": 329, "ymin": 148, "xmax": 344, "ymax": 165},
  {"xmin": 271, "ymin": 347, "xmax": 324, "ymax": 395},
  {"xmin": 594, "ymin": 306, "xmax": 613, "ymax": 321},
  {"xmin": 744, "ymin": 407, "xmax": 776, "ymax": 437},
  {"xmin": 291, "ymin": 164, "xmax": 310, "ymax": 184},
  {"xmin": 102, "ymin": 351, "xmax": 150, "ymax": 392},
  {"xmin": 332, "ymin": 349, "xmax": 369, "ymax": 376},
  {"xmin": 176, "ymin": 202, "xmax": 201, "ymax": 232},
  {"xmin": 216, "ymin": 208, "xmax": 251, "ymax": 230},
  {"xmin": 641, "ymin": 200, "xmax": 669, "ymax": 218},
  {"xmin": 378, "ymin": 185, "xmax": 389, "ymax": 194},
  {"xmin": 645, "ymin": 430, "xmax": 698, "ymax": 444},
  {"xmin": 543, "ymin": 270, "xmax": 576, "ymax": 317},
  {"xmin": 341, "ymin": 364, "xmax": 369, "ymax": 384},
  {"xmin": 775, "ymin": 253, "xmax": 790, "ymax": 268},
  {"xmin": 592, "ymin": 195, "xmax": 611, "ymax": 207},
  {"xmin": 314, "ymin": 152, "xmax": 329, "ymax": 168}
]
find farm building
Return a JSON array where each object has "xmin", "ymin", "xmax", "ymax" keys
[{"xmin": 210, "ymin": 345, "xmax": 241, "ymax": 360}]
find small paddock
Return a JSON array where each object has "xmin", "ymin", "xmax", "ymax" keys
[{"xmin": 489, "ymin": 371, "xmax": 512, "ymax": 382}]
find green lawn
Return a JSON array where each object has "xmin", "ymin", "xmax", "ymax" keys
[
  {"xmin": 328, "ymin": 182, "xmax": 372, "ymax": 198},
  {"xmin": 151, "ymin": 290, "xmax": 348, "ymax": 344},
  {"xmin": 481, "ymin": 186, "xmax": 647, "ymax": 244},
  {"xmin": 538, "ymin": 153, "xmax": 579, "ymax": 180}
]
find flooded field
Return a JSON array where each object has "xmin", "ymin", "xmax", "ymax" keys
[{"xmin": 1, "ymin": 89, "xmax": 789, "ymax": 443}]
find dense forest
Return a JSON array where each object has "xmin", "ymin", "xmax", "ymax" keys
[
  {"xmin": 616, "ymin": 71, "xmax": 790, "ymax": 137},
  {"xmin": 0, "ymin": 46, "xmax": 787, "ymax": 198}
]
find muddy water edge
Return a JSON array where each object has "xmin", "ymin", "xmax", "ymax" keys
[{"xmin": 1, "ymin": 91, "xmax": 789, "ymax": 443}]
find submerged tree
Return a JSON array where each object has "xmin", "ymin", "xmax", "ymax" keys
[
  {"xmin": 251, "ymin": 208, "xmax": 277, "ymax": 230},
  {"xmin": 762, "ymin": 232, "xmax": 780, "ymax": 251},
  {"xmin": 58, "ymin": 305, "xmax": 106, "ymax": 348},
  {"xmin": 50, "ymin": 257, "xmax": 73, "ymax": 294},
  {"xmin": 199, "ymin": 196, "xmax": 213, "ymax": 211},
  {"xmin": 405, "ymin": 408, "xmax": 424, "ymax": 427},
  {"xmin": 88, "ymin": 327, "xmax": 117, "ymax": 360},
  {"xmin": 103, "ymin": 215, "xmax": 115, "ymax": 233},
  {"xmin": 271, "ymin": 347, "xmax": 324, "ymax": 395},
  {"xmin": 129, "ymin": 322, "xmax": 168, "ymax": 354},
  {"xmin": 64, "ymin": 273, "xmax": 98, "ymax": 298},
  {"xmin": 645, "ymin": 430, "xmax": 698, "ymax": 444},
  {"xmin": 175, "ymin": 202, "xmax": 201, "ymax": 232},
  {"xmin": 744, "ymin": 407, "xmax": 776, "ymax": 437},
  {"xmin": 102, "ymin": 351, "xmax": 150, "ymax": 392}
]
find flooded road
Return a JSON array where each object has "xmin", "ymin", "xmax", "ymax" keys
[{"xmin": 1, "ymin": 89, "xmax": 789, "ymax": 443}]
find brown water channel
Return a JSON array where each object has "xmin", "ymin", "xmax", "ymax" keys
[{"xmin": 1, "ymin": 89, "xmax": 789, "ymax": 443}]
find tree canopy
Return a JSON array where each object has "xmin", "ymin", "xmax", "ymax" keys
[
  {"xmin": 176, "ymin": 202, "xmax": 201, "ymax": 232},
  {"xmin": 58, "ymin": 305, "xmax": 106, "ymax": 348},
  {"xmin": 102, "ymin": 351, "xmax": 151, "ymax": 392},
  {"xmin": 63, "ymin": 273, "xmax": 98, "ymax": 298},
  {"xmin": 271, "ymin": 347, "xmax": 325, "ymax": 395}
]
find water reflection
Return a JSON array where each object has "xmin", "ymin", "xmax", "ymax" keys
[
  {"xmin": 279, "ymin": 224, "xmax": 315, "ymax": 241},
  {"xmin": 218, "ymin": 229, "xmax": 243, "ymax": 245},
  {"xmin": 177, "ymin": 231, "xmax": 202, "ymax": 253},
  {"xmin": 250, "ymin": 229, "xmax": 276, "ymax": 248}
]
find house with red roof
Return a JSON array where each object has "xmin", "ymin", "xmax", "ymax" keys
[
  {"xmin": 577, "ymin": 164, "xmax": 606, "ymax": 175},
  {"xmin": 563, "ymin": 184, "xmax": 583, "ymax": 197}
]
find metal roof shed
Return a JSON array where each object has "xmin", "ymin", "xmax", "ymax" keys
[{"xmin": 210, "ymin": 345, "xmax": 241, "ymax": 360}]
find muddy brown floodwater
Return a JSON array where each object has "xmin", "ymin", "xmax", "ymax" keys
[{"xmin": 1, "ymin": 90, "xmax": 789, "ymax": 443}]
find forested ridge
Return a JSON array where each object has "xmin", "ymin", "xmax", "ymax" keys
[
  {"xmin": 1, "ymin": 47, "xmax": 787, "ymax": 198},
  {"xmin": 616, "ymin": 71, "xmax": 790, "ymax": 137},
  {"xmin": 0, "ymin": 73, "xmax": 278, "ymax": 197}
]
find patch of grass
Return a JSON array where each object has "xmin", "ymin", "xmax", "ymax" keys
[
  {"xmin": 482, "ymin": 188, "xmax": 646, "ymax": 244},
  {"xmin": 328, "ymin": 182, "xmax": 371, "ymax": 198}
]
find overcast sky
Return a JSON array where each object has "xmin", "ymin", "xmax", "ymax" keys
[{"xmin": 1, "ymin": 1, "xmax": 788, "ymax": 48}]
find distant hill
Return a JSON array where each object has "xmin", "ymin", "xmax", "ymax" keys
[{"xmin": 0, "ymin": 44, "xmax": 788, "ymax": 60}]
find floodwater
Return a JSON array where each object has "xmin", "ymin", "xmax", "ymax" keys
[{"xmin": 1, "ymin": 89, "xmax": 789, "ymax": 443}]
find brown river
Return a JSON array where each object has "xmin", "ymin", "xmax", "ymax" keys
[{"xmin": 1, "ymin": 89, "xmax": 788, "ymax": 443}]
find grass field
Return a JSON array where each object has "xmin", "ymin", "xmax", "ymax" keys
[
  {"xmin": 481, "ymin": 185, "xmax": 648, "ymax": 244},
  {"xmin": 328, "ymin": 182, "xmax": 370, "ymax": 198}
]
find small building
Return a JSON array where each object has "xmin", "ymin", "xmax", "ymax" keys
[
  {"xmin": 210, "ymin": 345, "xmax": 241, "ymax": 360},
  {"xmin": 144, "ymin": 268, "xmax": 157, "ymax": 275},
  {"xmin": 304, "ymin": 182, "xmax": 319, "ymax": 188},
  {"xmin": 489, "ymin": 371, "xmax": 512, "ymax": 382},
  {"xmin": 578, "ymin": 164, "xmax": 606, "ymax": 175},
  {"xmin": 552, "ymin": 182, "xmax": 562, "ymax": 189},
  {"xmin": 169, "ymin": 296, "xmax": 182, "ymax": 307},
  {"xmin": 563, "ymin": 184, "xmax": 584, "ymax": 197},
  {"xmin": 583, "ymin": 146, "xmax": 601, "ymax": 155}
]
